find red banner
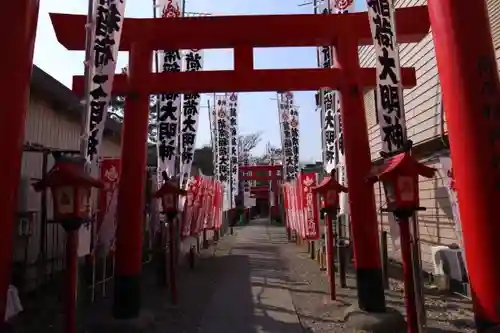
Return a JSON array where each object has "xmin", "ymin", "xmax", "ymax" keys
[
  {"xmin": 300, "ymin": 172, "xmax": 320, "ymax": 240},
  {"xmin": 282, "ymin": 183, "xmax": 290, "ymax": 229},
  {"xmin": 181, "ymin": 177, "xmax": 199, "ymax": 238},
  {"xmin": 191, "ymin": 176, "xmax": 206, "ymax": 236},
  {"xmin": 97, "ymin": 158, "xmax": 121, "ymax": 253},
  {"xmin": 290, "ymin": 184, "xmax": 296, "ymax": 232},
  {"xmin": 215, "ymin": 182, "xmax": 223, "ymax": 230},
  {"xmin": 281, "ymin": 173, "xmax": 320, "ymax": 240},
  {"xmin": 289, "ymin": 183, "xmax": 297, "ymax": 233},
  {"xmin": 203, "ymin": 179, "xmax": 216, "ymax": 229}
]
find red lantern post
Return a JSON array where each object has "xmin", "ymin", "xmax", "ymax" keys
[
  {"xmin": 368, "ymin": 146, "xmax": 435, "ymax": 333},
  {"xmin": 312, "ymin": 170, "xmax": 348, "ymax": 301},
  {"xmin": 33, "ymin": 156, "xmax": 103, "ymax": 333},
  {"xmin": 153, "ymin": 178, "xmax": 187, "ymax": 304}
]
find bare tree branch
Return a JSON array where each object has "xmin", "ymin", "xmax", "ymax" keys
[
  {"xmin": 108, "ymin": 95, "xmax": 159, "ymax": 143},
  {"xmin": 237, "ymin": 132, "xmax": 262, "ymax": 153}
]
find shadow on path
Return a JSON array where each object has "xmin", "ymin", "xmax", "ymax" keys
[{"xmin": 198, "ymin": 220, "xmax": 304, "ymax": 333}]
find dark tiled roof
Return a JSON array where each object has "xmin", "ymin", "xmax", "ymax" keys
[{"xmin": 30, "ymin": 65, "xmax": 122, "ymax": 137}]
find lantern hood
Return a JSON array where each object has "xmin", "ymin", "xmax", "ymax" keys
[
  {"xmin": 153, "ymin": 180, "xmax": 187, "ymax": 197},
  {"xmin": 33, "ymin": 161, "xmax": 103, "ymax": 192},
  {"xmin": 367, "ymin": 151, "xmax": 436, "ymax": 183},
  {"xmin": 312, "ymin": 170, "xmax": 348, "ymax": 193}
]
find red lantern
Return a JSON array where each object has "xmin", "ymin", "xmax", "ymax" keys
[
  {"xmin": 33, "ymin": 157, "xmax": 103, "ymax": 231},
  {"xmin": 32, "ymin": 156, "xmax": 103, "ymax": 333},
  {"xmin": 153, "ymin": 178, "xmax": 187, "ymax": 220},
  {"xmin": 368, "ymin": 151, "xmax": 435, "ymax": 215},
  {"xmin": 312, "ymin": 170, "xmax": 348, "ymax": 216},
  {"xmin": 368, "ymin": 147, "xmax": 436, "ymax": 333}
]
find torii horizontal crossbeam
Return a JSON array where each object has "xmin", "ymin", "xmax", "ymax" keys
[
  {"xmin": 240, "ymin": 165, "xmax": 282, "ymax": 171},
  {"xmin": 49, "ymin": 7, "xmax": 429, "ymax": 50},
  {"xmin": 240, "ymin": 175, "xmax": 281, "ymax": 181},
  {"xmin": 251, "ymin": 187, "xmax": 271, "ymax": 192},
  {"xmin": 72, "ymin": 68, "xmax": 416, "ymax": 95}
]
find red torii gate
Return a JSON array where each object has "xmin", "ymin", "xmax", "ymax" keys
[
  {"xmin": 239, "ymin": 164, "xmax": 283, "ymax": 182},
  {"xmin": 51, "ymin": 12, "xmax": 423, "ymax": 94},
  {"xmin": 240, "ymin": 164, "xmax": 282, "ymax": 217},
  {"xmin": 46, "ymin": 7, "xmax": 427, "ymax": 319},
  {"xmin": 6, "ymin": 1, "xmax": 500, "ymax": 331}
]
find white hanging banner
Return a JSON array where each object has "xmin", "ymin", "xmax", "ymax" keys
[
  {"xmin": 85, "ymin": 0, "xmax": 126, "ymax": 173},
  {"xmin": 81, "ymin": 0, "xmax": 126, "ymax": 257},
  {"xmin": 268, "ymin": 165, "xmax": 274, "ymax": 208},
  {"xmin": 322, "ymin": 92, "xmax": 336, "ymax": 172},
  {"xmin": 241, "ymin": 150, "xmax": 252, "ymax": 207},
  {"xmin": 290, "ymin": 101, "xmax": 300, "ymax": 178},
  {"xmin": 366, "ymin": 0, "xmax": 407, "ymax": 250},
  {"xmin": 157, "ymin": 0, "xmax": 183, "ymax": 182},
  {"xmin": 335, "ymin": 100, "xmax": 349, "ymax": 215},
  {"xmin": 179, "ymin": 49, "xmax": 204, "ymax": 188},
  {"xmin": 331, "ymin": 1, "xmax": 355, "ymax": 216},
  {"xmin": 317, "ymin": 0, "xmax": 336, "ymax": 173},
  {"xmin": 228, "ymin": 93, "xmax": 239, "ymax": 206},
  {"xmin": 209, "ymin": 104, "xmax": 219, "ymax": 180},
  {"xmin": 316, "ymin": 0, "xmax": 340, "ymax": 255},
  {"xmin": 278, "ymin": 92, "xmax": 299, "ymax": 181},
  {"xmin": 215, "ymin": 94, "xmax": 231, "ymax": 211},
  {"xmin": 367, "ymin": 0, "xmax": 407, "ymax": 154}
]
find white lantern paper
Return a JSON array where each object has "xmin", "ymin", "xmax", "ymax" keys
[
  {"xmin": 55, "ymin": 186, "xmax": 75, "ymax": 215},
  {"xmin": 383, "ymin": 182, "xmax": 397, "ymax": 207},
  {"xmin": 397, "ymin": 175, "xmax": 415, "ymax": 202}
]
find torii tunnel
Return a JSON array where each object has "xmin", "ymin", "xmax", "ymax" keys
[{"xmin": 48, "ymin": 6, "xmax": 426, "ymax": 317}]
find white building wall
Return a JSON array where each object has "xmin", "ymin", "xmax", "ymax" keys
[{"xmin": 13, "ymin": 92, "xmax": 121, "ymax": 290}]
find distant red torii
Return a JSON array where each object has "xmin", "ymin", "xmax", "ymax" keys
[{"xmin": 239, "ymin": 164, "xmax": 282, "ymax": 181}]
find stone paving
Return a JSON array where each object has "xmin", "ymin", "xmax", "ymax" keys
[{"xmin": 197, "ymin": 220, "xmax": 303, "ymax": 333}]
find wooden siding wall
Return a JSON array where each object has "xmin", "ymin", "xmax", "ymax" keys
[
  {"xmin": 14, "ymin": 93, "xmax": 121, "ymax": 289},
  {"xmin": 360, "ymin": 0, "xmax": 500, "ymax": 272},
  {"xmin": 488, "ymin": 0, "xmax": 500, "ymax": 49}
]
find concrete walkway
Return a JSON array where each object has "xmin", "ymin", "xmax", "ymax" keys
[{"xmin": 198, "ymin": 219, "xmax": 303, "ymax": 333}]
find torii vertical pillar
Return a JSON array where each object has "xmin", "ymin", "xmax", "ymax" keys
[
  {"xmin": 336, "ymin": 38, "xmax": 385, "ymax": 312},
  {"xmin": 113, "ymin": 44, "xmax": 153, "ymax": 318},
  {"xmin": 0, "ymin": 0, "xmax": 39, "ymax": 324},
  {"xmin": 429, "ymin": 0, "xmax": 500, "ymax": 331}
]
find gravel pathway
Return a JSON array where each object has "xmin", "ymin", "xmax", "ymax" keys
[
  {"xmin": 12, "ymin": 221, "xmax": 477, "ymax": 333},
  {"xmin": 143, "ymin": 221, "xmax": 476, "ymax": 333},
  {"xmin": 277, "ymin": 225, "xmax": 476, "ymax": 333}
]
